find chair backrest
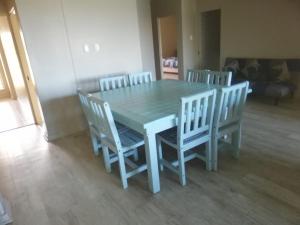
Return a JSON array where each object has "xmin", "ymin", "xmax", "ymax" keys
[
  {"xmin": 88, "ymin": 96, "xmax": 122, "ymax": 149},
  {"xmin": 77, "ymin": 89, "xmax": 94, "ymax": 125},
  {"xmin": 186, "ymin": 69, "xmax": 210, "ymax": 83},
  {"xmin": 206, "ymin": 70, "xmax": 232, "ymax": 86},
  {"xmin": 99, "ymin": 75, "xmax": 128, "ymax": 92},
  {"xmin": 177, "ymin": 89, "xmax": 217, "ymax": 148},
  {"xmin": 214, "ymin": 81, "xmax": 249, "ymax": 130},
  {"xmin": 129, "ymin": 72, "xmax": 152, "ymax": 86}
]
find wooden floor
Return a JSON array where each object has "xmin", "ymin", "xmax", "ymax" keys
[
  {"xmin": 0, "ymin": 99, "xmax": 299, "ymax": 225},
  {"xmin": 0, "ymin": 98, "xmax": 34, "ymax": 133},
  {"xmin": 162, "ymin": 73, "xmax": 179, "ymax": 80}
]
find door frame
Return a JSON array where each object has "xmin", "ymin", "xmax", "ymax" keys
[
  {"xmin": 157, "ymin": 15, "xmax": 179, "ymax": 80},
  {"xmin": 5, "ymin": 1, "xmax": 43, "ymax": 125},
  {"xmin": 0, "ymin": 55, "xmax": 10, "ymax": 99}
]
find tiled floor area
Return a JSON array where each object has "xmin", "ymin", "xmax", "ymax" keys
[
  {"xmin": 0, "ymin": 99, "xmax": 299, "ymax": 225},
  {"xmin": 0, "ymin": 98, "xmax": 34, "ymax": 133}
]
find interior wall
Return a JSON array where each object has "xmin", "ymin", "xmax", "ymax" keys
[
  {"xmin": 197, "ymin": 0, "xmax": 300, "ymax": 97},
  {"xmin": 197, "ymin": 0, "xmax": 300, "ymax": 66},
  {"xmin": 15, "ymin": 0, "xmax": 155, "ymax": 140},
  {"xmin": 181, "ymin": 0, "xmax": 197, "ymax": 78},
  {"xmin": 136, "ymin": 0, "xmax": 156, "ymax": 79},
  {"xmin": 160, "ymin": 16, "xmax": 177, "ymax": 58}
]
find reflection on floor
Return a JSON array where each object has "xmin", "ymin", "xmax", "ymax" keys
[
  {"xmin": 162, "ymin": 73, "xmax": 179, "ymax": 80},
  {"xmin": 0, "ymin": 100, "xmax": 299, "ymax": 225},
  {"xmin": 0, "ymin": 98, "xmax": 34, "ymax": 133}
]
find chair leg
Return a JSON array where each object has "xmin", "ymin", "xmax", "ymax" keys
[
  {"xmin": 156, "ymin": 138, "xmax": 164, "ymax": 171},
  {"xmin": 232, "ymin": 126, "xmax": 242, "ymax": 159},
  {"xmin": 117, "ymin": 151, "xmax": 128, "ymax": 189},
  {"xmin": 102, "ymin": 145, "xmax": 111, "ymax": 173},
  {"xmin": 177, "ymin": 149, "xmax": 186, "ymax": 186},
  {"xmin": 133, "ymin": 148, "xmax": 139, "ymax": 161},
  {"xmin": 205, "ymin": 141, "xmax": 212, "ymax": 171},
  {"xmin": 274, "ymin": 97, "xmax": 280, "ymax": 106},
  {"xmin": 90, "ymin": 131, "xmax": 100, "ymax": 156},
  {"xmin": 212, "ymin": 137, "xmax": 218, "ymax": 171}
]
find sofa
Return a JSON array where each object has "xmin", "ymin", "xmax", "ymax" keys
[{"xmin": 224, "ymin": 58, "xmax": 298, "ymax": 105}]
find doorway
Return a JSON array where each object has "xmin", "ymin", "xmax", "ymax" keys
[
  {"xmin": 158, "ymin": 16, "xmax": 179, "ymax": 80},
  {"xmin": 200, "ymin": 9, "xmax": 221, "ymax": 70},
  {"xmin": 0, "ymin": 0, "xmax": 43, "ymax": 133}
]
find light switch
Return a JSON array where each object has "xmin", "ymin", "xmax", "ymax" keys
[
  {"xmin": 83, "ymin": 44, "xmax": 90, "ymax": 53},
  {"xmin": 94, "ymin": 43, "xmax": 100, "ymax": 52},
  {"xmin": 189, "ymin": 35, "xmax": 193, "ymax": 41}
]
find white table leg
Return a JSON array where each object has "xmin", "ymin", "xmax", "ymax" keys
[{"xmin": 144, "ymin": 130, "xmax": 160, "ymax": 193}]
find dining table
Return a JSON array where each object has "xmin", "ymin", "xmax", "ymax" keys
[{"xmin": 92, "ymin": 79, "xmax": 219, "ymax": 193}]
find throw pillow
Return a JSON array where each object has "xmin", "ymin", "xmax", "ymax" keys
[{"xmin": 269, "ymin": 60, "xmax": 291, "ymax": 82}]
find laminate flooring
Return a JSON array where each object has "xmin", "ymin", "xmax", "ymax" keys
[{"xmin": 0, "ymin": 99, "xmax": 299, "ymax": 225}]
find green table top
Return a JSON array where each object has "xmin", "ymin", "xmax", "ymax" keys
[{"xmin": 92, "ymin": 80, "xmax": 218, "ymax": 132}]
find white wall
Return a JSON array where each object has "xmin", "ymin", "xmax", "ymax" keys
[
  {"xmin": 196, "ymin": 0, "xmax": 300, "ymax": 97},
  {"xmin": 136, "ymin": 0, "xmax": 156, "ymax": 79},
  {"xmin": 15, "ymin": 0, "xmax": 155, "ymax": 140},
  {"xmin": 196, "ymin": 0, "xmax": 300, "ymax": 66}
]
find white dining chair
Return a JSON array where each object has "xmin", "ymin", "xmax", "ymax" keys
[
  {"xmin": 206, "ymin": 70, "xmax": 232, "ymax": 86},
  {"xmin": 99, "ymin": 74, "xmax": 128, "ymax": 92},
  {"xmin": 128, "ymin": 72, "xmax": 152, "ymax": 86},
  {"xmin": 78, "ymin": 89, "xmax": 102, "ymax": 155},
  {"xmin": 186, "ymin": 69, "xmax": 210, "ymax": 83},
  {"xmin": 186, "ymin": 69, "xmax": 232, "ymax": 86},
  {"xmin": 212, "ymin": 81, "xmax": 249, "ymax": 171},
  {"xmin": 89, "ymin": 96, "xmax": 147, "ymax": 189},
  {"xmin": 156, "ymin": 89, "xmax": 217, "ymax": 186}
]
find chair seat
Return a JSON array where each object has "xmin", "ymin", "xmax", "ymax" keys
[
  {"xmin": 158, "ymin": 127, "xmax": 208, "ymax": 147},
  {"xmin": 102, "ymin": 126, "xmax": 144, "ymax": 152},
  {"xmin": 119, "ymin": 128, "xmax": 144, "ymax": 150}
]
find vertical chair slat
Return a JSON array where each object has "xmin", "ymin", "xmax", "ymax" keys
[
  {"xmin": 194, "ymin": 98, "xmax": 201, "ymax": 130},
  {"xmin": 129, "ymin": 72, "xmax": 152, "ymax": 86},
  {"xmin": 186, "ymin": 69, "xmax": 232, "ymax": 86},
  {"xmin": 99, "ymin": 74, "xmax": 128, "ymax": 92},
  {"xmin": 201, "ymin": 97, "xmax": 208, "ymax": 128}
]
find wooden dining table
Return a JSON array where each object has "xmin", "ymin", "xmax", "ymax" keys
[{"xmin": 92, "ymin": 80, "xmax": 218, "ymax": 193}]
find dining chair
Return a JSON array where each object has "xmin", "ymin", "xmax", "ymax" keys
[
  {"xmin": 89, "ymin": 96, "xmax": 147, "ymax": 189},
  {"xmin": 206, "ymin": 70, "xmax": 232, "ymax": 86},
  {"xmin": 186, "ymin": 69, "xmax": 210, "ymax": 83},
  {"xmin": 212, "ymin": 81, "xmax": 249, "ymax": 171},
  {"xmin": 157, "ymin": 89, "xmax": 217, "ymax": 186},
  {"xmin": 78, "ymin": 89, "xmax": 102, "ymax": 155},
  {"xmin": 128, "ymin": 72, "xmax": 152, "ymax": 86},
  {"xmin": 186, "ymin": 69, "xmax": 232, "ymax": 86},
  {"xmin": 99, "ymin": 74, "xmax": 128, "ymax": 92}
]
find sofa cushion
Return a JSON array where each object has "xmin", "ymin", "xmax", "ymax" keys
[
  {"xmin": 241, "ymin": 59, "xmax": 264, "ymax": 81},
  {"xmin": 269, "ymin": 60, "xmax": 291, "ymax": 82}
]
